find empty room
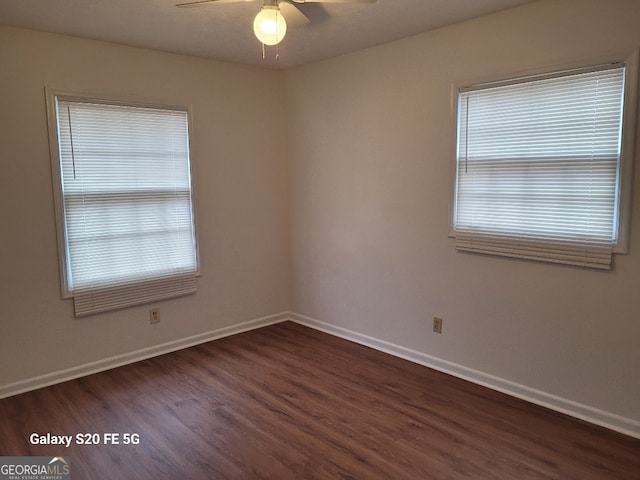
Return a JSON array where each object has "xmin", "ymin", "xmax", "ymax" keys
[{"xmin": 1, "ymin": 0, "xmax": 639, "ymax": 478}]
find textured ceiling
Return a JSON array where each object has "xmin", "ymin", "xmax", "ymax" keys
[{"xmin": 0, "ymin": 0, "xmax": 538, "ymax": 69}]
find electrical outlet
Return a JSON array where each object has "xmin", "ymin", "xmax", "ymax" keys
[
  {"xmin": 433, "ymin": 316, "xmax": 443, "ymax": 334},
  {"xmin": 149, "ymin": 307, "xmax": 160, "ymax": 324}
]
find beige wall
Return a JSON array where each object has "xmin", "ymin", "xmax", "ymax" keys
[
  {"xmin": 0, "ymin": 26, "xmax": 290, "ymax": 384},
  {"xmin": 286, "ymin": 0, "xmax": 640, "ymax": 425},
  {"xmin": 1, "ymin": 0, "xmax": 639, "ymax": 435}
]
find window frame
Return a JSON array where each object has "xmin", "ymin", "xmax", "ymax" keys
[
  {"xmin": 449, "ymin": 50, "xmax": 638, "ymax": 260},
  {"xmin": 45, "ymin": 88, "xmax": 200, "ymax": 301}
]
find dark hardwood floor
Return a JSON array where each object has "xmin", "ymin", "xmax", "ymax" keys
[{"xmin": 1, "ymin": 321, "xmax": 638, "ymax": 479}]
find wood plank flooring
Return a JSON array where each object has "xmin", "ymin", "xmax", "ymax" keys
[{"xmin": 1, "ymin": 321, "xmax": 638, "ymax": 479}]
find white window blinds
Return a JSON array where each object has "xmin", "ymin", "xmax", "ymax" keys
[
  {"xmin": 454, "ymin": 65, "xmax": 626, "ymax": 269},
  {"xmin": 54, "ymin": 98, "xmax": 198, "ymax": 316}
]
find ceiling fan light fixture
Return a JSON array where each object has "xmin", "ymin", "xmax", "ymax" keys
[{"xmin": 253, "ymin": 5, "xmax": 287, "ymax": 46}]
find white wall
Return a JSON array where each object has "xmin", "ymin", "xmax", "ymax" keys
[
  {"xmin": 286, "ymin": 0, "xmax": 640, "ymax": 430},
  {"xmin": 0, "ymin": 26, "xmax": 290, "ymax": 385}
]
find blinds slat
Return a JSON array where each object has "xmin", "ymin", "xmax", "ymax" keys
[{"xmin": 74, "ymin": 275, "xmax": 197, "ymax": 317}]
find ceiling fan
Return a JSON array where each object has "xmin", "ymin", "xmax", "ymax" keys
[{"xmin": 176, "ymin": 0, "xmax": 377, "ymax": 48}]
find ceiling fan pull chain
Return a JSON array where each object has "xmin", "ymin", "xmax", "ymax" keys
[
  {"xmin": 262, "ymin": 42, "xmax": 266, "ymax": 60},
  {"xmin": 275, "ymin": 5, "xmax": 280, "ymax": 61}
]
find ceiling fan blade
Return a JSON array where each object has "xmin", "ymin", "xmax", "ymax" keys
[
  {"xmin": 176, "ymin": 0, "xmax": 254, "ymax": 8},
  {"xmin": 290, "ymin": 0, "xmax": 376, "ymax": 3},
  {"xmin": 279, "ymin": 2, "xmax": 310, "ymax": 27}
]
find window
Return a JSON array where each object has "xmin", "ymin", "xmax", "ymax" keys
[
  {"xmin": 47, "ymin": 93, "xmax": 198, "ymax": 316},
  {"xmin": 453, "ymin": 56, "xmax": 637, "ymax": 270}
]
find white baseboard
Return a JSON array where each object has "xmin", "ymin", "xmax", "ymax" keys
[
  {"xmin": 4, "ymin": 310, "xmax": 638, "ymax": 439},
  {"xmin": 289, "ymin": 312, "xmax": 640, "ymax": 440},
  {"xmin": 0, "ymin": 311, "xmax": 289, "ymax": 400}
]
